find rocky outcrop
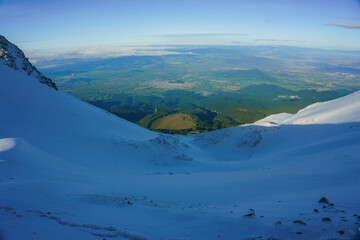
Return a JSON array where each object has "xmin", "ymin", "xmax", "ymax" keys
[{"xmin": 0, "ymin": 35, "xmax": 57, "ymax": 90}]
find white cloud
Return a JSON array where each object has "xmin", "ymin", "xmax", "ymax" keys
[
  {"xmin": 253, "ymin": 39, "xmax": 306, "ymax": 43},
  {"xmin": 324, "ymin": 23, "xmax": 360, "ymax": 29},
  {"xmin": 329, "ymin": 16, "xmax": 360, "ymax": 21},
  {"xmin": 274, "ymin": 95, "xmax": 300, "ymax": 100},
  {"xmin": 24, "ymin": 45, "xmax": 190, "ymax": 67},
  {"xmin": 156, "ymin": 33, "xmax": 249, "ymax": 38}
]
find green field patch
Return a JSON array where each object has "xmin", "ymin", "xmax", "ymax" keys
[{"xmin": 151, "ymin": 113, "xmax": 195, "ymax": 130}]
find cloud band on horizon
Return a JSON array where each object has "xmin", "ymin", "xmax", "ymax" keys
[
  {"xmin": 155, "ymin": 33, "xmax": 250, "ymax": 38},
  {"xmin": 324, "ymin": 23, "xmax": 360, "ymax": 29},
  {"xmin": 329, "ymin": 16, "xmax": 360, "ymax": 21}
]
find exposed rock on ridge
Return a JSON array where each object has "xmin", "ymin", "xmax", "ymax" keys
[{"xmin": 0, "ymin": 35, "xmax": 57, "ymax": 90}]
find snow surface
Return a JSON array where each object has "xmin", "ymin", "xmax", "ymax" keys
[
  {"xmin": 1, "ymin": 46, "xmax": 360, "ymax": 239},
  {"xmin": 255, "ymin": 91, "xmax": 360, "ymax": 126}
]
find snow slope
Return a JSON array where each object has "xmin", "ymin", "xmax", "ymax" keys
[
  {"xmin": 255, "ymin": 91, "xmax": 360, "ymax": 125},
  {"xmin": 1, "ymin": 37, "xmax": 360, "ymax": 240}
]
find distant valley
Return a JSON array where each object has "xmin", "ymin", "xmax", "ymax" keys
[{"xmin": 39, "ymin": 45, "xmax": 360, "ymax": 134}]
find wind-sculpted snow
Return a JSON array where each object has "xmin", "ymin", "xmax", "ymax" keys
[
  {"xmin": 1, "ymin": 37, "xmax": 360, "ymax": 239},
  {"xmin": 193, "ymin": 126, "xmax": 266, "ymax": 148},
  {"xmin": 1, "ymin": 207, "xmax": 147, "ymax": 240}
]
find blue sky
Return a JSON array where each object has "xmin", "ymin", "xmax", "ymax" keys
[{"xmin": 1, "ymin": 0, "xmax": 360, "ymax": 51}]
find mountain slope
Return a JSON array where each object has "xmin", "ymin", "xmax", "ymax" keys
[
  {"xmin": 255, "ymin": 90, "xmax": 360, "ymax": 125},
  {"xmin": 1, "ymin": 37, "xmax": 360, "ymax": 240},
  {"xmin": 0, "ymin": 35, "xmax": 57, "ymax": 90},
  {"xmin": 0, "ymin": 59, "xmax": 199, "ymax": 172}
]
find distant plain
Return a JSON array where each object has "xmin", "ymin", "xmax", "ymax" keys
[{"xmin": 39, "ymin": 45, "xmax": 360, "ymax": 134}]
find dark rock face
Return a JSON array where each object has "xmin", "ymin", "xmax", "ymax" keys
[
  {"xmin": 318, "ymin": 197, "xmax": 329, "ymax": 204},
  {"xmin": 0, "ymin": 35, "xmax": 57, "ymax": 90}
]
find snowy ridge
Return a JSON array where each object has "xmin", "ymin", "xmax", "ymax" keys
[
  {"xmin": 0, "ymin": 35, "xmax": 57, "ymax": 90},
  {"xmin": 1, "ymin": 38, "xmax": 360, "ymax": 239},
  {"xmin": 255, "ymin": 90, "xmax": 360, "ymax": 126}
]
